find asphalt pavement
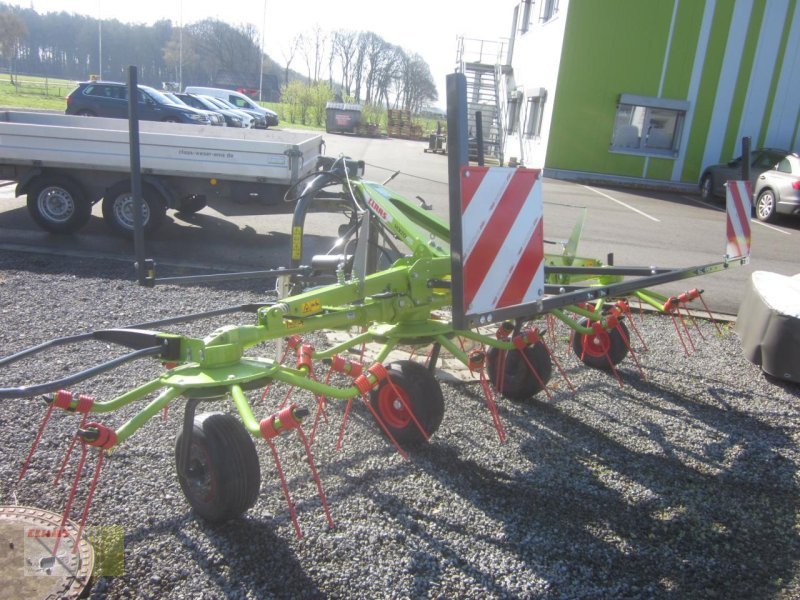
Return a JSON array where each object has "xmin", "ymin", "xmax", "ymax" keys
[{"xmin": 0, "ymin": 131, "xmax": 796, "ymax": 315}]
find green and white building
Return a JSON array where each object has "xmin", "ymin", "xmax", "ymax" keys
[{"xmin": 497, "ymin": 0, "xmax": 800, "ymax": 187}]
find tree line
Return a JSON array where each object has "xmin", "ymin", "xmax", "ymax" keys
[{"xmin": 0, "ymin": 4, "xmax": 437, "ymax": 111}]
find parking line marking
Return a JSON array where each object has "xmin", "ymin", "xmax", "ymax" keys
[
  {"xmin": 681, "ymin": 195, "xmax": 791, "ymax": 235},
  {"xmin": 582, "ymin": 185, "xmax": 660, "ymax": 222}
]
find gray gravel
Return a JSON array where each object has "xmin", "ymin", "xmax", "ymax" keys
[{"xmin": 0, "ymin": 250, "xmax": 799, "ymax": 599}]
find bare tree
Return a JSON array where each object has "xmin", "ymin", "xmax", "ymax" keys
[
  {"xmin": 300, "ymin": 25, "xmax": 327, "ymax": 83},
  {"xmin": 331, "ymin": 30, "xmax": 356, "ymax": 96},
  {"xmin": 281, "ymin": 34, "xmax": 301, "ymax": 87}
]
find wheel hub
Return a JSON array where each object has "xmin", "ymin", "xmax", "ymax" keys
[
  {"xmin": 38, "ymin": 187, "xmax": 75, "ymax": 223},
  {"xmin": 582, "ymin": 331, "xmax": 611, "ymax": 357},
  {"xmin": 377, "ymin": 385, "xmax": 411, "ymax": 428},
  {"xmin": 114, "ymin": 194, "xmax": 150, "ymax": 229}
]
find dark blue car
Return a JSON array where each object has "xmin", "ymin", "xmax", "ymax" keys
[{"xmin": 66, "ymin": 81, "xmax": 211, "ymax": 125}]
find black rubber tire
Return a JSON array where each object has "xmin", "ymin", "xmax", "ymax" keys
[
  {"xmin": 26, "ymin": 176, "xmax": 91, "ymax": 234},
  {"xmin": 755, "ymin": 189, "xmax": 777, "ymax": 223},
  {"xmin": 486, "ymin": 342, "xmax": 553, "ymax": 401},
  {"xmin": 175, "ymin": 412, "xmax": 261, "ymax": 523},
  {"xmin": 700, "ymin": 174, "xmax": 714, "ymax": 202},
  {"xmin": 571, "ymin": 317, "xmax": 630, "ymax": 370},
  {"xmin": 75, "ymin": 109, "xmax": 96, "ymax": 117},
  {"xmin": 102, "ymin": 181, "xmax": 166, "ymax": 237},
  {"xmin": 369, "ymin": 360, "xmax": 444, "ymax": 449},
  {"xmin": 163, "ymin": 117, "xmax": 180, "ymax": 123}
]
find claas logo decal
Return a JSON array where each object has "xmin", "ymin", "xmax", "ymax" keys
[{"xmin": 367, "ymin": 197, "xmax": 390, "ymax": 222}]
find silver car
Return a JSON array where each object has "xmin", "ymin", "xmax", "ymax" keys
[{"xmin": 699, "ymin": 148, "xmax": 800, "ymax": 222}]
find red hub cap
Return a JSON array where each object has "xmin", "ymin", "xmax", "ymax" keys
[{"xmin": 376, "ymin": 383, "xmax": 412, "ymax": 429}]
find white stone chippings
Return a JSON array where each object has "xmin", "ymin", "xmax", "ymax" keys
[{"xmin": 0, "ymin": 252, "xmax": 798, "ymax": 598}]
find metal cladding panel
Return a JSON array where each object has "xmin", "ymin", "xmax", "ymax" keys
[{"xmin": 453, "ymin": 165, "xmax": 545, "ymax": 328}]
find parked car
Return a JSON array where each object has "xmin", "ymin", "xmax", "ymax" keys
[
  {"xmin": 184, "ymin": 86, "xmax": 279, "ymax": 128},
  {"xmin": 699, "ymin": 148, "xmax": 800, "ymax": 222},
  {"xmin": 163, "ymin": 92, "xmax": 225, "ymax": 126},
  {"xmin": 66, "ymin": 81, "xmax": 211, "ymax": 125},
  {"xmin": 209, "ymin": 96, "xmax": 267, "ymax": 129},
  {"xmin": 201, "ymin": 96, "xmax": 255, "ymax": 129},
  {"xmin": 173, "ymin": 92, "xmax": 253, "ymax": 128}
]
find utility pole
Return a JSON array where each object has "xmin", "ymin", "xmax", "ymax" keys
[
  {"xmin": 98, "ymin": 0, "xmax": 102, "ymax": 79},
  {"xmin": 259, "ymin": 0, "xmax": 266, "ymax": 102}
]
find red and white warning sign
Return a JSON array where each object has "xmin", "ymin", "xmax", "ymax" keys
[
  {"xmin": 458, "ymin": 166, "xmax": 544, "ymax": 321},
  {"xmin": 725, "ymin": 180, "xmax": 752, "ymax": 259}
]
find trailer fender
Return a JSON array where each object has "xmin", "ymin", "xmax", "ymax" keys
[
  {"xmin": 141, "ymin": 176, "xmax": 177, "ymax": 209},
  {"xmin": 14, "ymin": 168, "xmax": 44, "ymax": 197}
]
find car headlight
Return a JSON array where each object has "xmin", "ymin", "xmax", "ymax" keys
[
  {"xmin": 231, "ymin": 116, "xmax": 242, "ymax": 125},
  {"xmin": 188, "ymin": 113, "xmax": 206, "ymax": 122}
]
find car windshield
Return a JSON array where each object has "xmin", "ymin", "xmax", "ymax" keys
[
  {"xmin": 141, "ymin": 87, "xmax": 174, "ymax": 105},
  {"xmin": 215, "ymin": 98, "xmax": 239, "ymax": 110},
  {"xmin": 162, "ymin": 92, "xmax": 184, "ymax": 106},
  {"xmin": 193, "ymin": 96, "xmax": 219, "ymax": 110},
  {"xmin": 205, "ymin": 97, "xmax": 231, "ymax": 110}
]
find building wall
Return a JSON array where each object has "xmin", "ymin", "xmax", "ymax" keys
[
  {"xmin": 505, "ymin": 0, "xmax": 800, "ymax": 185},
  {"xmin": 502, "ymin": 0, "xmax": 569, "ymax": 168}
]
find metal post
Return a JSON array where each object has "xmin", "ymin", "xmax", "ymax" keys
[
  {"xmin": 742, "ymin": 136, "xmax": 751, "ymax": 183},
  {"xmin": 446, "ymin": 72, "xmax": 469, "ymax": 329},
  {"xmin": 127, "ymin": 66, "xmax": 147, "ymax": 286},
  {"xmin": 475, "ymin": 111, "xmax": 485, "ymax": 166}
]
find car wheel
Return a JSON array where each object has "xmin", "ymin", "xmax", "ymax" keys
[
  {"xmin": 163, "ymin": 117, "xmax": 180, "ymax": 123},
  {"xmin": 26, "ymin": 176, "xmax": 91, "ymax": 234},
  {"xmin": 75, "ymin": 109, "xmax": 96, "ymax": 117},
  {"xmin": 102, "ymin": 181, "xmax": 166, "ymax": 237},
  {"xmin": 755, "ymin": 189, "xmax": 777, "ymax": 222},
  {"xmin": 700, "ymin": 174, "xmax": 714, "ymax": 202}
]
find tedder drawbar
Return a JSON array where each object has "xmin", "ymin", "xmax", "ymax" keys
[{"xmin": 0, "ymin": 75, "xmax": 753, "ymax": 554}]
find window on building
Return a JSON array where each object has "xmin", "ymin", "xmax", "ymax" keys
[
  {"xmin": 610, "ymin": 94, "xmax": 689, "ymax": 157},
  {"xmin": 523, "ymin": 88, "xmax": 547, "ymax": 138},
  {"xmin": 520, "ymin": 0, "xmax": 532, "ymax": 33},
  {"xmin": 539, "ymin": 0, "xmax": 559, "ymax": 21}
]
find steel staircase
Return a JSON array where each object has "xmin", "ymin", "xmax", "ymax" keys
[{"xmin": 456, "ymin": 37, "xmax": 506, "ymax": 165}]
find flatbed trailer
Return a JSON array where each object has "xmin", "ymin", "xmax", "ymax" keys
[{"xmin": 0, "ymin": 111, "xmax": 324, "ymax": 236}]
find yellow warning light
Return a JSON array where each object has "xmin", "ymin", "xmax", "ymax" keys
[{"xmin": 210, "ymin": 178, "xmax": 218, "ymax": 186}]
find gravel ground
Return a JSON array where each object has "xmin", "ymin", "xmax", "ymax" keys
[{"xmin": 0, "ymin": 250, "xmax": 799, "ymax": 599}]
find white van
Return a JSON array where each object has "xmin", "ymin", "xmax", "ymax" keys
[{"xmin": 184, "ymin": 87, "xmax": 279, "ymax": 128}]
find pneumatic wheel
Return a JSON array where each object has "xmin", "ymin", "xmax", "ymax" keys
[
  {"xmin": 102, "ymin": 181, "xmax": 166, "ymax": 237},
  {"xmin": 175, "ymin": 412, "xmax": 261, "ymax": 523},
  {"xmin": 755, "ymin": 189, "xmax": 777, "ymax": 222},
  {"xmin": 571, "ymin": 317, "xmax": 630, "ymax": 370},
  {"xmin": 26, "ymin": 176, "xmax": 91, "ymax": 234},
  {"xmin": 486, "ymin": 343, "xmax": 553, "ymax": 402},
  {"xmin": 369, "ymin": 360, "xmax": 444, "ymax": 449}
]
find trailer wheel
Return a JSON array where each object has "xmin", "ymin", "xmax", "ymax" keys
[
  {"xmin": 26, "ymin": 176, "xmax": 91, "ymax": 234},
  {"xmin": 486, "ymin": 343, "xmax": 553, "ymax": 401},
  {"xmin": 571, "ymin": 318, "xmax": 630, "ymax": 369},
  {"xmin": 102, "ymin": 181, "xmax": 166, "ymax": 237},
  {"xmin": 369, "ymin": 360, "xmax": 444, "ymax": 449},
  {"xmin": 175, "ymin": 412, "xmax": 261, "ymax": 523}
]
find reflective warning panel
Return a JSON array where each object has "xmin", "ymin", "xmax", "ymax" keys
[
  {"xmin": 725, "ymin": 180, "xmax": 752, "ymax": 261},
  {"xmin": 452, "ymin": 166, "xmax": 545, "ymax": 328}
]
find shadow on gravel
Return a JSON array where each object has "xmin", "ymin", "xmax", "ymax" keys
[
  {"xmin": 109, "ymin": 512, "xmax": 322, "ymax": 599},
  {"xmin": 409, "ymin": 382, "xmax": 799, "ymax": 598}
]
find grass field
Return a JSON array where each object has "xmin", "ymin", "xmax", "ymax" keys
[{"xmin": 0, "ymin": 74, "xmax": 440, "ymax": 137}]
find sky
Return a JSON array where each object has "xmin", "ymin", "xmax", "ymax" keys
[{"xmin": 9, "ymin": 0, "xmax": 514, "ymax": 106}]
